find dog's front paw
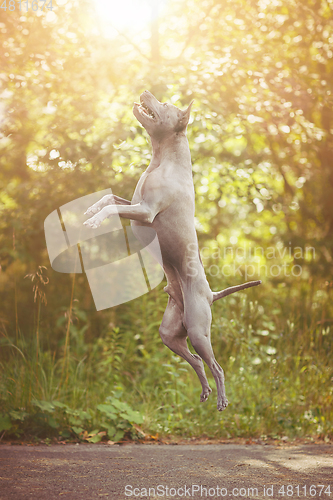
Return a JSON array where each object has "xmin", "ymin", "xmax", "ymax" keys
[
  {"xmin": 83, "ymin": 214, "xmax": 102, "ymax": 228},
  {"xmin": 84, "ymin": 204, "xmax": 99, "ymax": 216},
  {"xmin": 84, "ymin": 195, "xmax": 115, "ymax": 216}
]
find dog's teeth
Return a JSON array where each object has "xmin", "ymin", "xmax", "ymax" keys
[{"xmin": 140, "ymin": 101, "xmax": 155, "ymax": 119}]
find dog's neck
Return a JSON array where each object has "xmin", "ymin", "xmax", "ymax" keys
[{"xmin": 148, "ymin": 132, "xmax": 192, "ymax": 172}]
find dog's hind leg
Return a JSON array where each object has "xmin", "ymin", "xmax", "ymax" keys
[
  {"xmin": 159, "ymin": 297, "xmax": 212, "ymax": 403},
  {"xmin": 183, "ymin": 285, "xmax": 228, "ymax": 411}
]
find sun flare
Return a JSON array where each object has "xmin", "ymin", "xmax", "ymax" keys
[{"xmin": 93, "ymin": 0, "xmax": 152, "ymax": 34}]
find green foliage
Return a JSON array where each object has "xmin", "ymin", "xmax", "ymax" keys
[
  {"xmin": 0, "ymin": 394, "xmax": 144, "ymax": 443},
  {"xmin": 0, "ymin": 287, "xmax": 332, "ymax": 441},
  {"xmin": 97, "ymin": 394, "xmax": 144, "ymax": 442}
]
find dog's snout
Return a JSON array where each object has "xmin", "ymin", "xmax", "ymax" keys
[
  {"xmin": 141, "ymin": 90, "xmax": 152, "ymax": 100},
  {"xmin": 141, "ymin": 90, "xmax": 160, "ymax": 104}
]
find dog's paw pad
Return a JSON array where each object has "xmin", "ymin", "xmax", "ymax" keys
[
  {"xmin": 84, "ymin": 207, "xmax": 97, "ymax": 216},
  {"xmin": 217, "ymin": 399, "xmax": 229, "ymax": 411},
  {"xmin": 200, "ymin": 387, "xmax": 212, "ymax": 402},
  {"xmin": 84, "ymin": 218, "xmax": 101, "ymax": 228}
]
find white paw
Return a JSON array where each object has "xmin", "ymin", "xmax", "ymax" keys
[
  {"xmin": 83, "ymin": 215, "xmax": 102, "ymax": 228},
  {"xmin": 84, "ymin": 205, "xmax": 99, "ymax": 216}
]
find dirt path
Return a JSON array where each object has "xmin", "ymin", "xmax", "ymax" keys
[{"xmin": 0, "ymin": 443, "xmax": 332, "ymax": 499}]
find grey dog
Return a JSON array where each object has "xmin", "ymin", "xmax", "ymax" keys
[{"xmin": 84, "ymin": 91, "xmax": 261, "ymax": 411}]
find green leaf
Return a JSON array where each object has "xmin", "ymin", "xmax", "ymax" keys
[
  {"xmin": 60, "ymin": 430, "xmax": 71, "ymax": 438},
  {"xmin": 0, "ymin": 414, "xmax": 12, "ymax": 432},
  {"xmin": 9, "ymin": 410, "xmax": 28, "ymax": 421},
  {"xmin": 113, "ymin": 430, "xmax": 125, "ymax": 442},
  {"xmin": 33, "ymin": 401, "xmax": 55, "ymax": 413},
  {"xmin": 69, "ymin": 416, "xmax": 82, "ymax": 426},
  {"xmin": 103, "ymin": 424, "xmax": 116, "ymax": 438},
  {"xmin": 52, "ymin": 401, "xmax": 68, "ymax": 409},
  {"xmin": 88, "ymin": 434, "xmax": 102, "ymax": 443},
  {"xmin": 110, "ymin": 400, "xmax": 130, "ymax": 412},
  {"xmin": 120, "ymin": 411, "xmax": 143, "ymax": 425},
  {"xmin": 48, "ymin": 416, "xmax": 59, "ymax": 429},
  {"xmin": 72, "ymin": 426, "xmax": 84, "ymax": 435},
  {"xmin": 89, "ymin": 429, "xmax": 100, "ymax": 436},
  {"xmin": 96, "ymin": 404, "xmax": 117, "ymax": 416},
  {"xmin": 79, "ymin": 411, "xmax": 91, "ymax": 420}
]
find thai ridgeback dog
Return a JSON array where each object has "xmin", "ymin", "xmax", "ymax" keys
[{"xmin": 84, "ymin": 91, "xmax": 261, "ymax": 410}]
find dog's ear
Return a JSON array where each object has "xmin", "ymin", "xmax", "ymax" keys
[{"xmin": 175, "ymin": 99, "xmax": 194, "ymax": 132}]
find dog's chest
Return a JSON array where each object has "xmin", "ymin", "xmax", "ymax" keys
[
  {"xmin": 131, "ymin": 167, "xmax": 193, "ymax": 206},
  {"xmin": 131, "ymin": 171, "xmax": 149, "ymax": 204}
]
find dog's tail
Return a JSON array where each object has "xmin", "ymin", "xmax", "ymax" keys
[{"xmin": 212, "ymin": 280, "xmax": 261, "ymax": 303}]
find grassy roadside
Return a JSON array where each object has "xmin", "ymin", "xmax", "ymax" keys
[{"xmin": 1, "ymin": 279, "xmax": 332, "ymax": 443}]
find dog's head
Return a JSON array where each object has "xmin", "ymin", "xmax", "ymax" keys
[{"xmin": 133, "ymin": 90, "xmax": 194, "ymax": 139}]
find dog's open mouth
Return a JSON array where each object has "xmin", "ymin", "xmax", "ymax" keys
[{"xmin": 135, "ymin": 100, "xmax": 156, "ymax": 119}]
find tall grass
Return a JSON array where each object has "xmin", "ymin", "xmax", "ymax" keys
[{"xmin": 0, "ymin": 274, "xmax": 332, "ymax": 441}]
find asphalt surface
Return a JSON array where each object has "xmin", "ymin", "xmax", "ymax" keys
[{"xmin": 0, "ymin": 443, "xmax": 332, "ymax": 499}]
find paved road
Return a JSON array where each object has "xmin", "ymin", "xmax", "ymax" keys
[{"xmin": 0, "ymin": 443, "xmax": 332, "ymax": 499}]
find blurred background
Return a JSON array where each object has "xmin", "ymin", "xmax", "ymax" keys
[{"xmin": 0, "ymin": 0, "xmax": 332, "ymax": 442}]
